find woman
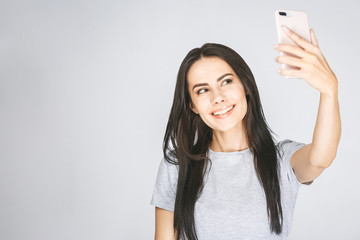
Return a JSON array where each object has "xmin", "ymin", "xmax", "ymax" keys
[{"xmin": 150, "ymin": 27, "xmax": 341, "ymax": 240}]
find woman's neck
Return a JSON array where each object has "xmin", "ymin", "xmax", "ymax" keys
[{"xmin": 209, "ymin": 126, "xmax": 249, "ymax": 153}]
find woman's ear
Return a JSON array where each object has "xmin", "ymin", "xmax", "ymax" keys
[{"xmin": 190, "ymin": 102, "xmax": 199, "ymax": 114}]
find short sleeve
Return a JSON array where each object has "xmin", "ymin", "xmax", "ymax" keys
[
  {"xmin": 277, "ymin": 139, "xmax": 312, "ymax": 186},
  {"xmin": 150, "ymin": 158, "xmax": 179, "ymax": 212}
]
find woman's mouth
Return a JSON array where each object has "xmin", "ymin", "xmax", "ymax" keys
[{"xmin": 211, "ymin": 105, "xmax": 235, "ymax": 119}]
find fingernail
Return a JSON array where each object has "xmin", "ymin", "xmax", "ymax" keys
[
  {"xmin": 281, "ymin": 25, "xmax": 289, "ymax": 33},
  {"xmin": 273, "ymin": 44, "xmax": 278, "ymax": 49}
]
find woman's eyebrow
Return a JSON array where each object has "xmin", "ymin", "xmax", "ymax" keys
[
  {"xmin": 192, "ymin": 73, "xmax": 234, "ymax": 90},
  {"xmin": 217, "ymin": 73, "xmax": 234, "ymax": 81}
]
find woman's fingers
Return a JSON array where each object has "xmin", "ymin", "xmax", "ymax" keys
[
  {"xmin": 282, "ymin": 26, "xmax": 319, "ymax": 54},
  {"xmin": 275, "ymin": 55, "xmax": 306, "ymax": 69},
  {"xmin": 278, "ymin": 68, "xmax": 309, "ymax": 79},
  {"xmin": 275, "ymin": 27, "xmax": 338, "ymax": 95},
  {"xmin": 274, "ymin": 44, "xmax": 308, "ymax": 58},
  {"xmin": 310, "ymin": 29, "xmax": 319, "ymax": 47},
  {"xmin": 275, "ymin": 54, "xmax": 317, "ymax": 79}
]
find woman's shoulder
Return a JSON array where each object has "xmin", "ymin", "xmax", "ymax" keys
[
  {"xmin": 151, "ymin": 156, "xmax": 179, "ymax": 212},
  {"xmin": 275, "ymin": 139, "xmax": 307, "ymax": 185},
  {"xmin": 157, "ymin": 154, "xmax": 179, "ymax": 178},
  {"xmin": 275, "ymin": 139, "xmax": 306, "ymax": 156}
]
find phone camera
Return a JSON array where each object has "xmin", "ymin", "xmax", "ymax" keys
[{"xmin": 279, "ymin": 11, "xmax": 287, "ymax": 16}]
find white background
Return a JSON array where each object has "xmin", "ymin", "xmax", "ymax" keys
[{"xmin": 1, "ymin": 0, "xmax": 359, "ymax": 239}]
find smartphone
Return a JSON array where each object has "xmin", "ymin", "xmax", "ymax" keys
[{"xmin": 275, "ymin": 10, "xmax": 311, "ymax": 71}]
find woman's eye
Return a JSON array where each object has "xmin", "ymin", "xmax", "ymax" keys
[
  {"xmin": 197, "ymin": 88, "xmax": 208, "ymax": 95},
  {"xmin": 222, "ymin": 79, "xmax": 233, "ymax": 86}
]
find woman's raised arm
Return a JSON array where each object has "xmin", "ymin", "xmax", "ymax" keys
[{"xmin": 274, "ymin": 27, "xmax": 341, "ymax": 183}]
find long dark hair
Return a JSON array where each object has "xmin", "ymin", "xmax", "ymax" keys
[{"xmin": 163, "ymin": 43, "xmax": 282, "ymax": 239}]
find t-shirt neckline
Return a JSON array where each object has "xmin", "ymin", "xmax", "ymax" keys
[{"xmin": 208, "ymin": 147, "xmax": 251, "ymax": 156}]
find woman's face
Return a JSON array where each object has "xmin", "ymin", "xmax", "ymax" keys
[{"xmin": 187, "ymin": 56, "xmax": 248, "ymax": 133}]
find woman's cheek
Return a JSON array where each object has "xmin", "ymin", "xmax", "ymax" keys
[{"xmin": 196, "ymin": 98, "xmax": 208, "ymax": 111}]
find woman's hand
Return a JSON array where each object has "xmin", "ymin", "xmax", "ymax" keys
[
  {"xmin": 274, "ymin": 26, "xmax": 338, "ymax": 96},
  {"xmin": 274, "ymin": 28, "xmax": 341, "ymax": 183}
]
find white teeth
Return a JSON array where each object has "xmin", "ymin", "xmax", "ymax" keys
[{"xmin": 212, "ymin": 105, "xmax": 234, "ymax": 116}]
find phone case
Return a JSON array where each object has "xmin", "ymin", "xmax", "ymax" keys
[{"xmin": 275, "ymin": 10, "xmax": 311, "ymax": 71}]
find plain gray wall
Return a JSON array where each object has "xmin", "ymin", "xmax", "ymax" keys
[{"xmin": 0, "ymin": 0, "xmax": 359, "ymax": 239}]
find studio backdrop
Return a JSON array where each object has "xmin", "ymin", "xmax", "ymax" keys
[{"xmin": 0, "ymin": 0, "xmax": 359, "ymax": 239}]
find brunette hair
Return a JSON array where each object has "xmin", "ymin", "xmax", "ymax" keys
[{"xmin": 163, "ymin": 43, "xmax": 282, "ymax": 239}]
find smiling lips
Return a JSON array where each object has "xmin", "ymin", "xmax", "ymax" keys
[{"xmin": 211, "ymin": 105, "xmax": 235, "ymax": 119}]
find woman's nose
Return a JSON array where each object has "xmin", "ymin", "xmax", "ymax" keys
[{"xmin": 212, "ymin": 90, "xmax": 226, "ymax": 104}]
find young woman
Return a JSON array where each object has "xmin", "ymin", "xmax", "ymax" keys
[{"xmin": 150, "ymin": 27, "xmax": 341, "ymax": 240}]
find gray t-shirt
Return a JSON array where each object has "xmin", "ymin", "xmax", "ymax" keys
[{"xmin": 150, "ymin": 139, "xmax": 309, "ymax": 239}]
